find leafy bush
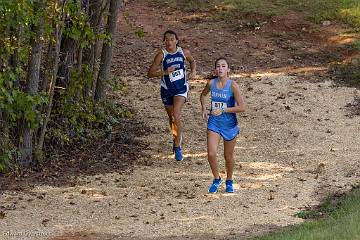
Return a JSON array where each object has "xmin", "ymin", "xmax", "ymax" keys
[{"xmin": 46, "ymin": 94, "xmax": 132, "ymax": 150}]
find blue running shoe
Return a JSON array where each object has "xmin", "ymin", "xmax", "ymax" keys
[
  {"xmin": 208, "ymin": 178, "xmax": 222, "ymax": 193},
  {"xmin": 172, "ymin": 135, "xmax": 182, "ymax": 153},
  {"xmin": 174, "ymin": 146, "xmax": 183, "ymax": 161},
  {"xmin": 225, "ymin": 179, "xmax": 234, "ymax": 193}
]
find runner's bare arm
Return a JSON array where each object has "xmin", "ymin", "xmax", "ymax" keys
[
  {"xmin": 184, "ymin": 49, "xmax": 196, "ymax": 80},
  {"xmin": 200, "ymin": 79, "xmax": 212, "ymax": 119},
  {"xmin": 223, "ymin": 81, "xmax": 245, "ymax": 113},
  {"xmin": 147, "ymin": 52, "xmax": 167, "ymax": 78}
]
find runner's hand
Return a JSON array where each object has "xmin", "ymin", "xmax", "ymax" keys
[
  {"xmin": 211, "ymin": 109, "xmax": 222, "ymax": 116},
  {"xmin": 202, "ymin": 109, "xmax": 209, "ymax": 120},
  {"xmin": 188, "ymin": 71, "xmax": 196, "ymax": 80},
  {"xmin": 165, "ymin": 66, "xmax": 176, "ymax": 75}
]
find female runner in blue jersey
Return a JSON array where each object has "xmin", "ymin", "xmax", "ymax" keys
[
  {"xmin": 200, "ymin": 57, "xmax": 245, "ymax": 193},
  {"xmin": 147, "ymin": 30, "xmax": 196, "ymax": 161}
]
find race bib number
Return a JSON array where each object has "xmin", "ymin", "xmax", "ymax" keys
[
  {"xmin": 212, "ymin": 101, "xmax": 227, "ymax": 110},
  {"xmin": 169, "ymin": 69, "xmax": 184, "ymax": 82}
]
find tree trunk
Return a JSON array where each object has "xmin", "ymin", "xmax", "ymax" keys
[
  {"xmin": 8, "ymin": 24, "xmax": 22, "ymax": 89},
  {"xmin": 57, "ymin": 37, "xmax": 77, "ymax": 89},
  {"xmin": 9, "ymin": 51, "xmax": 19, "ymax": 89},
  {"xmin": 0, "ymin": 111, "xmax": 9, "ymax": 158},
  {"xmin": 94, "ymin": 0, "xmax": 122, "ymax": 101},
  {"xmin": 41, "ymin": 42, "xmax": 53, "ymax": 92},
  {"xmin": 91, "ymin": 0, "xmax": 110, "ymax": 98},
  {"xmin": 37, "ymin": 3, "xmax": 65, "ymax": 154},
  {"xmin": 19, "ymin": 0, "xmax": 45, "ymax": 167},
  {"xmin": 83, "ymin": 0, "xmax": 104, "ymax": 97}
]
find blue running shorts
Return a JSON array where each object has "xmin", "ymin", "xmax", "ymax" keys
[
  {"xmin": 207, "ymin": 124, "xmax": 240, "ymax": 141},
  {"xmin": 161, "ymin": 83, "xmax": 189, "ymax": 106}
]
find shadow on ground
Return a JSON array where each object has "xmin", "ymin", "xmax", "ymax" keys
[
  {"xmin": 49, "ymin": 223, "xmax": 280, "ymax": 240},
  {"xmin": 0, "ymin": 116, "xmax": 152, "ymax": 191}
]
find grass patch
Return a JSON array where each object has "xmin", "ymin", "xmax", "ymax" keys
[
  {"xmin": 250, "ymin": 187, "xmax": 360, "ymax": 240},
  {"xmin": 345, "ymin": 39, "xmax": 360, "ymax": 51},
  {"xmin": 154, "ymin": 0, "xmax": 360, "ymax": 30},
  {"xmin": 224, "ymin": 0, "xmax": 301, "ymax": 17},
  {"xmin": 222, "ymin": 0, "xmax": 360, "ymax": 29},
  {"xmin": 294, "ymin": 210, "xmax": 321, "ymax": 220},
  {"xmin": 298, "ymin": 0, "xmax": 360, "ymax": 30},
  {"xmin": 329, "ymin": 56, "xmax": 360, "ymax": 89},
  {"xmin": 294, "ymin": 194, "xmax": 342, "ymax": 220},
  {"xmin": 150, "ymin": 0, "xmax": 220, "ymax": 11}
]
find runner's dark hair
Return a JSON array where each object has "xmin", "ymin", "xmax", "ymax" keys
[
  {"xmin": 163, "ymin": 30, "xmax": 180, "ymax": 47},
  {"xmin": 205, "ymin": 57, "xmax": 230, "ymax": 79},
  {"xmin": 215, "ymin": 57, "xmax": 229, "ymax": 68}
]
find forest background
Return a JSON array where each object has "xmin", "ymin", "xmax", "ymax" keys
[{"xmin": 1, "ymin": 0, "xmax": 360, "ymax": 239}]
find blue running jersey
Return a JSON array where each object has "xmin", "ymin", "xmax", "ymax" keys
[
  {"xmin": 208, "ymin": 78, "xmax": 239, "ymax": 140},
  {"xmin": 160, "ymin": 47, "xmax": 188, "ymax": 97}
]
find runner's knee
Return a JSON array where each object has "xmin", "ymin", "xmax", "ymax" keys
[
  {"xmin": 173, "ymin": 111, "xmax": 181, "ymax": 123},
  {"xmin": 208, "ymin": 149, "xmax": 217, "ymax": 160},
  {"xmin": 224, "ymin": 152, "xmax": 234, "ymax": 162}
]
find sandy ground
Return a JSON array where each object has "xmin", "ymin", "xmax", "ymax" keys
[
  {"xmin": 1, "ymin": 1, "xmax": 360, "ymax": 240},
  {"xmin": 1, "ymin": 74, "xmax": 359, "ymax": 240}
]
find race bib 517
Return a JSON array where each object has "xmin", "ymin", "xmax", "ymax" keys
[{"xmin": 212, "ymin": 101, "xmax": 227, "ymax": 110}]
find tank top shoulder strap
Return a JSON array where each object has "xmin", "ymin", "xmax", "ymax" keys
[
  {"xmin": 160, "ymin": 48, "xmax": 168, "ymax": 66},
  {"xmin": 225, "ymin": 79, "xmax": 233, "ymax": 93},
  {"xmin": 161, "ymin": 48, "xmax": 168, "ymax": 56},
  {"xmin": 177, "ymin": 47, "xmax": 185, "ymax": 58},
  {"xmin": 210, "ymin": 78, "xmax": 217, "ymax": 91}
]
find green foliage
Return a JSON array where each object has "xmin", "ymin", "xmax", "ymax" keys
[
  {"xmin": 48, "ymin": 94, "xmax": 133, "ymax": 147},
  {"xmin": 296, "ymin": 192, "xmax": 353, "ymax": 220},
  {"xmin": 123, "ymin": 12, "xmax": 146, "ymax": 38},
  {"xmin": 345, "ymin": 39, "xmax": 360, "ymax": 51},
  {"xmin": 0, "ymin": 150, "xmax": 10, "ymax": 172},
  {"xmin": 319, "ymin": 194, "xmax": 339, "ymax": 214},
  {"xmin": 0, "ymin": 145, "xmax": 17, "ymax": 173},
  {"xmin": 155, "ymin": 0, "xmax": 360, "ymax": 31},
  {"xmin": 340, "ymin": 4, "xmax": 360, "ymax": 31},
  {"xmin": 226, "ymin": 0, "xmax": 281, "ymax": 16},
  {"xmin": 96, "ymin": 32, "xmax": 111, "ymax": 42},
  {"xmin": 45, "ymin": 66, "xmax": 132, "ymax": 146},
  {"xmin": 0, "ymin": 1, "xmax": 33, "ymax": 67},
  {"xmin": 0, "ymin": 0, "xmax": 123, "ymax": 168},
  {"xmin": 0, "ymin": 71, "xmax": 48, "ymax": 129},
  {"xmin": 294, "ymin": 194, "xmax": 336, "ymax": 220},
  {"xmin": 63, "ymin": 1, "xmax": 95, "ymax": 48},
  {"xmin": 294, "ymin": 210, "xmax": 321, "ymax": 219},
  {"xmin": 292, "ymin": 0, "xmax": 360, "ymax": 30},
  {"xmin": 135, "ymin": 28, "xmax": 145, "ymax": 38}
]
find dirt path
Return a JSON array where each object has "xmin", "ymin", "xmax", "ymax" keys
[{"xmin": 1, "ymin": 1, "xmax": 360, "ymax": 240}]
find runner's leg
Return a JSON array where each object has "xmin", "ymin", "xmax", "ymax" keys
[
  {"xmin": 172, "ymin": 96, "xmax": 186, "ymax": 147},
  {"xmin": 164, "ymin": 105, "xmax": 176, "ymax": 140},
  {"xmin": 207, "ymin": 130, "xmax": 221, "ymax": 179},
  {"xmin": 224, "ymin": 137, "xmax": 237, "ymax": 180}
]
